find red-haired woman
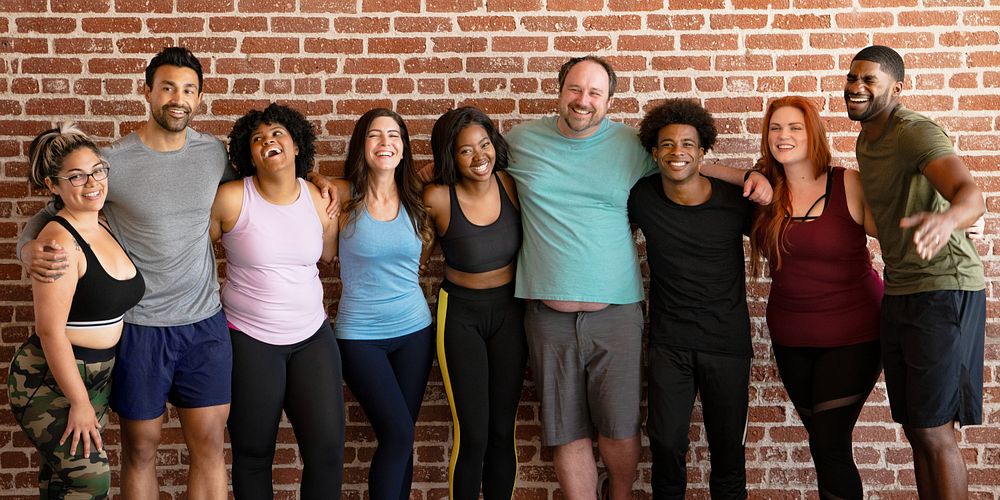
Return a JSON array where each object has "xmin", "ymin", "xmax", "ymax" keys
[{"xmin": 749, "ymin": 96, "xmax": 882, "ymax": 500}]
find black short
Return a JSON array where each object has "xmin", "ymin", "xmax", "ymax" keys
[{"xmin": 880, "ymin": 289, "xmax": 985, "ymax": 428}]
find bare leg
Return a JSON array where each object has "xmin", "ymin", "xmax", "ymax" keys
[
  {"xmin": 120, "ymin": 415, "xmax": 164, "ymax": 500},
  {"xmin": 554, "ymin": 438, "xmax": 598, "ymax": 500},
  {"xmin": 178, "ymin": 404, "xmax": 231, "ymax": 500},
  {"xmin": 904, "ymin": 423, "xmax": 968, "ymax": 500},
  {"xmin": 597, "ymin": 434, "xmax": 639, "ymax": 500}
]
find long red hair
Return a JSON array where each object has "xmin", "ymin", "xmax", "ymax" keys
[{"xmin": 749, "ymin": 96, "xmax": 832, "ymax": 277}]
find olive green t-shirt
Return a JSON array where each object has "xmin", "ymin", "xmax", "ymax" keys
[{"xmin": 857, "ymin": 105, "xmax": 984, "ymax": 295}]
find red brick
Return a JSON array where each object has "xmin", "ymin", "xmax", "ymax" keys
[
  {"xmin": 22, "ymin": 57, "xmax": 83, "ymax": 74},
  {"xmin": 215, "ymin": 57, "xmax": 275, "ymax": 74},
  {"xmin": 304, "ymin": 37, "xmax": 363, "ymax": 54},
  {"xmin": 241, "ymin": 37, "xmax": 300, "ymax": 54},
  {"xmin": 177, "ymin": 0, "xmax": 233, "ymax": 11},
  {"xmin": 432, "ymin": 36, "xmax": 488, "ymax": 53},
  {"xmin": 773, "ymin": 13, "xmax": 830, "ymax": 29},
  {"xmin": 271, "ymin": 17, "xmax": 329, "ymax": 33},
  {"xmin": 335, "ymin": 17, "xmax": 390, "ymax": 33},
  {"xmin": 733, "ymin": 0, "xmax": 788, "ymax": 7},
  {"xmin": 788, "ymin": 75, "xmax": 818, "ymax": 92},
  {"xmin": 344, "ymin": 57, "xmax": 401, "ymax": 74},
  {"xmin": 904, "ymin": 52, "xmax": 962, "ymax": 69},
  {"xmin": 116, "ymin": 0, "xmax": 172, "ymax": 12},
  {"xmin": 618, "ymin": 35, "xmax": 675, "ymax": 52},
  {"xmin": 337, "ymin": 99, "xmax": 392, "ymax": 115},
  {"xmin": 756, "ymin": 76, "xmax": 785, "ymax": 93},
  {"xmin": 652, "ymin": 56, "xmax": 711, "ymax": 71},
  {"xmin": 835, "ymin": 11, "xmax": 893, "ymax": 28},
  {"xmin": 519, "ymin": 15, "xmax": 575, "ymax": 32},
  {"xmin": 404, "ymin": 57, "xmax": 463, "ymax": 74},
  {"xmin": 546, "ymin": 0, "xmax": 600, "ymax": 9},
  {"xmin": 91, "ymin": 100, "xmax": 146, "ymax": 116},
  {"xmin": 1, "ymin": 0, "xmax": 46, "ymax": 11},
  {"xmin": 485, "ymin": 36, "xmax": 541, "ymax": 53},
  {"xmin": 466, "ymin": 56, "xmax": 522, "ymax": 74},
  {"xmin": 26, "ymin": 98, "xmax": 85, "ymax": 115},
  {"xmin": 708, "ymin": 14, "xmax": 766, "ymax": 30},
  {"xmin": 662, "ymin": 77, "xmax": 692, "ymax": 93},
  {"xmin": 874, "ymin": 31, "xmax": 936, "ymax": 48},
  {"xmin": 355, "ymin": 78, "xmax": 383, "ymax": 93},
  {"xmin": 15, "ymin": 17, "xmax": 76, "ymax": 33},
  {"xmin": 426, "ymin": 0, "xmax": 479, "ymax": 11},
  {"xmin": 394, "ymin": 17, "xmax": 453, "ymax": 32},
  {"xmin": 296, "ymin": 0, "xmax": 351, "ymax": 11},
  {"xmin": 648, "ymin": 14, "xmax": 705, "ymax": 30},
  {"xmin": 583, "ymin": 15, "xmax": 641, "ymax": 31},
  {"xmin": 968, "ymin": 51, "xmax": 1000, "ymax": 68},
  {"xmin": 860, "ymin": 0, "xmax": 916, "ymax": 5},
  {"xmin": 553, "ymin": 35, "xmax": 611, "ymax": 52},
  {"xmin": 716, "ymin": 55, "xmax": 773, "ymax": 72},
  {"xmin": 178, "ymin": 36, "xmax": 238, "ymax": 53},
  {"xmin": 746, "ymin": 34, "xmax": 801, "ymax": 50},
  {"xmin": 487, "ymin": 0, "xmax": 540, "ymax": 10},
  {"xmin": 116, "ymin": 37, "xmax": 174, "ymax": 54},
  {"xmin": 147, "ymin": 17, "xmax": 204, "ymax": 33},
  {"xmin": 669, "ymin": 0, "xmax": 722, "ymax": 7},
  {"xmin": 916, "ymin": 74, "xmax": 945, "ymax": 90},
  {"xmin": 362, "ymin": 0, "xmax": 419, "ymax": 12},
  {"xmin": 52, "ymin": 0, "xmax": 109, "ymax": 11},
  {"xmin": 900, "ymin": 10, "xmax": 959, "ymax": 26},
  {"xmin": 477, "ymin": 77, "xmax": 505, "ymax": 92},
  {"xmin": 278, "ymin": 58, "xmax": 339, "ymax": 74},
  {"xmin": 809, "ymin": 32, "xmax": 867, "ymax": 50},
  {"xmin": 209, "ymin": 16, "xmax": 267, "ymax": 32},
  {"xmin": 11, "ymin": 78, "xmax": 40, "ymax": 94},
  {"xmin": 777, "ymin": 55, "xmax": 835, "ymax": 72},
  {"xmin": 369, "ymin": 37, "xmax": 427, "ymax": 54},
  {"xmin": 1, "ymin": 37, "xmax": 48, "ymax": 53},
  {"xmin": 41, "ymin": 78, "xmax": 70, "ymax": 94},
  {"xmin": 964, "ymin": 10, "xmax": 1000, "ymax": 26}
]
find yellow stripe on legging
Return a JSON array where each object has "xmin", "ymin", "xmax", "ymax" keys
[{"xmin": 436, "ymin": 288, "xmax": 461, "ymax": 499}]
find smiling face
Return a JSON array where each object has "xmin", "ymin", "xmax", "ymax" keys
[
  {"xmin": 652, "ymin": 124, "xmax": 704, "ymax": 184},
  {"xmin": 844, "ymin": 59, "xmax": 901, "ymax": 123},
  {"xmin": 145, "ymin": 64, "xmax": 203, "ymax": 133},
  {"xmin": 46, "ymin": 147, "xmax": 108, "ymax": 213},
  {"xmin": 556, "ymin": 60, "xmax": 613, "ymax": 139},
  {"xmin": 454, "ymin": 124, "xmax": 495, "ymax": 183},
  {"xmin": 364, "ymin": 115, "xmax": 404, "ymax": 172},
  {"xmin": 767, "ymin": 106, "xmax": 810, "ymax": 169},
  {"xmin": 249, "ymin": 122, "xmax": 298, "ymax": 173}
]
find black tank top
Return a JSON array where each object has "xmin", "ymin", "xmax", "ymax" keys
[
  {"xmin": 439, "ymin": 175, "xmax": 522, "ymax": 274},
  {"xmin": 51, "ymin": 216, "xmax": 145, "ymax": 329}
]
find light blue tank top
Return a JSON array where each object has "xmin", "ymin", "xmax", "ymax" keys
[{"xmin": 335, "ymin": 203, "xmax": 431, "ymax": 340}]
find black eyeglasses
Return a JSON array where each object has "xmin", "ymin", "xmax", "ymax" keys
[{"xmin": 51, "ymin": 161, "xmax": 111, "ymax": 187}]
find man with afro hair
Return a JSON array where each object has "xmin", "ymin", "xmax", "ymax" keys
[{"xmin": 628, "ymin": 98, "xmax": 753, "ymax": 500}]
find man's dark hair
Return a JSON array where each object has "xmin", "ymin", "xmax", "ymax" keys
[
  {"xmin": 638, "ymin": 99, "xmax": 717, "ymax": 152},
  {"xmin": 851, "ymin": 45, "xmax": 905, "ymax": 83},
  {"xmin": 557, "ymin": 55, "xmax": 617, "ymax": 99},
  {"xmin": 145, "ymin": 47, "xmax": 204, "ymax": 91},
  {"xmin": 227, "ymin": 103, "xmax": 316, "ymax": 178}
]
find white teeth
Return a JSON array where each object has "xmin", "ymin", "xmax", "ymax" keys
[
  {"xmin": 376, "ymin": 151, "xmax": 393, "ymax": 157},
  {"xmin": 264, "ymin": 146, "xmax": 282, "ymax": 158},
  {"xmin": 669, "ymin": 161, "xmax": 687, "ymax": 167},
  {"xmin": 849, "ymin": 97, "xmax": 870, "ymax": 103},
  {"xmin": 777, "ymin": 145, "xmax": 794, "ymax": 150}
]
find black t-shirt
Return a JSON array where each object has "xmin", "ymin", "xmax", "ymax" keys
[{"xmin": 628, "ymin": 174, "xmax": 753, "ymax": 356}]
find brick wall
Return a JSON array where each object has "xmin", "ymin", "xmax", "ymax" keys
[{"xmin": 1, "ymin": 0, "xmax": 998, "ymax": 498}]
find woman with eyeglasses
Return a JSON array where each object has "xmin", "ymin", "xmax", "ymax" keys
[{"xmin": 7, "ymin": 123, "xmax": 145, "ymax": 498}]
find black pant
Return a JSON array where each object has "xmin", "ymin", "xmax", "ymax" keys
[
  {"xmin": 773, "ymin": 340, "xmax": 881, "ymax": 500},
  {"xmin": 437, "ymin": 280, "xmax": 527, "ymax": 499},
  {"xmin": 647, "ymin": 346, "xmax": 750, "ymax": 500},
  {"xmin": 228, "ymin": 323, "xmax": 345, "ymax": 500}
]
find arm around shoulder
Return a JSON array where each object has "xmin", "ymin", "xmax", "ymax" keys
[
  {"xmin": 843, "ymin": 168, "xmax": 878, "ymax": 237},
  {"xmin": 208, "ymin": 179, "xmax": 245, "ymax": 242}
]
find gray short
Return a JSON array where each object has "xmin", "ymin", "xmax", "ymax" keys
[{"xmin": 524, "ymin": 301, "xmax": 643, "ymax": 446}]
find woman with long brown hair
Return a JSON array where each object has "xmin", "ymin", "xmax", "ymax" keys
[{"xmin": 749, "ymin": 96, "xmax": 882, "ymax": 500}]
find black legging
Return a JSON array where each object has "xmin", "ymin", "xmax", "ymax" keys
[
  {"xmin": 228, "ymin": 322, "xmax": 345, "ymax": 500},
  {"xmin": 772, "ymin": 340, "xmax": 882, "ymax": 500},
  {"xmin": 437, "ymin": 280, "xmax": 527, "ymax": 500}
]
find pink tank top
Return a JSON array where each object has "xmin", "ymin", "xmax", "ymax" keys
[
  {"xmin": 221, "ymin": 177, "xmax": 327, "ymax": 345},
  {"xmin": 766, "ymin": 167, "xmax": 883, "ymax": 347}
]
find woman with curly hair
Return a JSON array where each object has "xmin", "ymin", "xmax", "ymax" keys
[
  {"xmin": 8, "ymin": 123, "xmax": 144, "ymax": 498},
  {"xmin": 209, "ymin": 103, "xmax": 342, "ymax": 499},
  {"xmin": 749, "ymin": 96, "xmax": 882, "ymax": 500},
  {"xmin": 330, "ymin": 108, "xmax": 434, "ymax": 500},
  {"xmin": 424, "ymin": 107, "xmax": 525, "ymax": 499}
]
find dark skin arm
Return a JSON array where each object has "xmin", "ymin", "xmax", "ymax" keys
[{"xmin": 899, "ymin": 154, "xmax": 984, "ymax": 260}]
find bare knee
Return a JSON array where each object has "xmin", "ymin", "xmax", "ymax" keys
[
  {"xmin": 178, "ymin": 405, "xmax": 229, "ymax": 463},
  {"xmin": 122, "ymin": 419, "xmax": 164, "ymax": 466},
  {"xmin": 904, "ymin": 423, "xmax": 958, "ymax": 454}
]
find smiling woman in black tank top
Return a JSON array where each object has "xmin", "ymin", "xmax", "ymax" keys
[
  {"xmin": 423, "ymin": 107, "xmax": 527, "ymax": 500},
  {"xmin": 9, "ymin": 123, "xmax": 144, "ymax": 499}
]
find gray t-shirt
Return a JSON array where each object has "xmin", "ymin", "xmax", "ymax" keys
[{"xmin": 19, "ymin": 128, "xmax": 232, "ymax": 326}]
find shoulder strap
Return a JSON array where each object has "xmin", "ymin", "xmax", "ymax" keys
[{"xmin": 50, "ymin": 215, "xmax": 88, "ymax": 249}]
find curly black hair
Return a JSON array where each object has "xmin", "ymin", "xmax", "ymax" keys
[
  {"xmin": 227, "ymin": 103, "xmax": 316, "ymax": 178},
  {"xmin": 638, "ymin": 98, "xmax": 717, "ymax": 153},
  {"xmin": 430, "ymin": 107, "xmax": 509, "ymax": 186}
]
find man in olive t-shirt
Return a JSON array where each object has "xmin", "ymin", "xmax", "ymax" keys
[{"xmin": 845, "ymin": 45, "xmax": 985, "ymax": 499}]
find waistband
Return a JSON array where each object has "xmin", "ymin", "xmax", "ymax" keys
[
  {"xmin": 27, "ymin": 334, "xmax": 116, "ymax": 363},
  {"xmin": 440, "ymin": 279, "xmax": 516, "ymax": 301}
]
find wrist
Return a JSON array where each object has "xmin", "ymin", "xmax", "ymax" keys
[{"xmin": 743, "ymin": 169, "xmax": 759, "ymax": 182}]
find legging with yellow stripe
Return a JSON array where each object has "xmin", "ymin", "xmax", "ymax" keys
[{"xmin": 436, "ymin": 279, "xmax": 527, "ymax": 500}]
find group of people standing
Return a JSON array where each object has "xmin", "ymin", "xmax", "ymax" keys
[{"xmin": 7, "ymin": 42, "xmax": 986, "ymax": 500}]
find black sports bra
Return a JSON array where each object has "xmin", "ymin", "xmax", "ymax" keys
[
  {"xmin": 439, "ymin": 175, "xmax": 522, "ymax": 274},
  {"xmin": 50, "ymin": 216, "xmax": 145, "ymax": 329}
]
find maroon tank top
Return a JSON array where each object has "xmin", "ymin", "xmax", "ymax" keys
[{"xmin": 766, "ymin": 167, "xmax": 883, "ymax": 347}]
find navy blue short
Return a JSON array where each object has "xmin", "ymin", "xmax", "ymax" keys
[
  {"xmin": 880, "ymin": 289, "xmax": 985, "ymax": 428},
  {"xmin": 110, "ymin": 309, "xmax": 232, "ymax": 420}
]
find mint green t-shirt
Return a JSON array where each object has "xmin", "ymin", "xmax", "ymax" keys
[
  {"xmin": 857, "ymin": 105, "xmax": 984, "ymax": 295},
  {"xmin": 506, "ymin": 116, "xmax": 656, "ymax": 303}
]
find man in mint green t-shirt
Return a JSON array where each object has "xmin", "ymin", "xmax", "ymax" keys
[
  {"xmin": 846, "ymin": 45, "xmax": 985, "ymax": 499},
  {"xmin": 505, "ymin": 55, "xmax": 771, "ymax": 499}
]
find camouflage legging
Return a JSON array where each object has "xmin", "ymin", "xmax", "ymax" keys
[{"xmin": 7, "ymin": 335, "xmax": 114, "ymax": 499}]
